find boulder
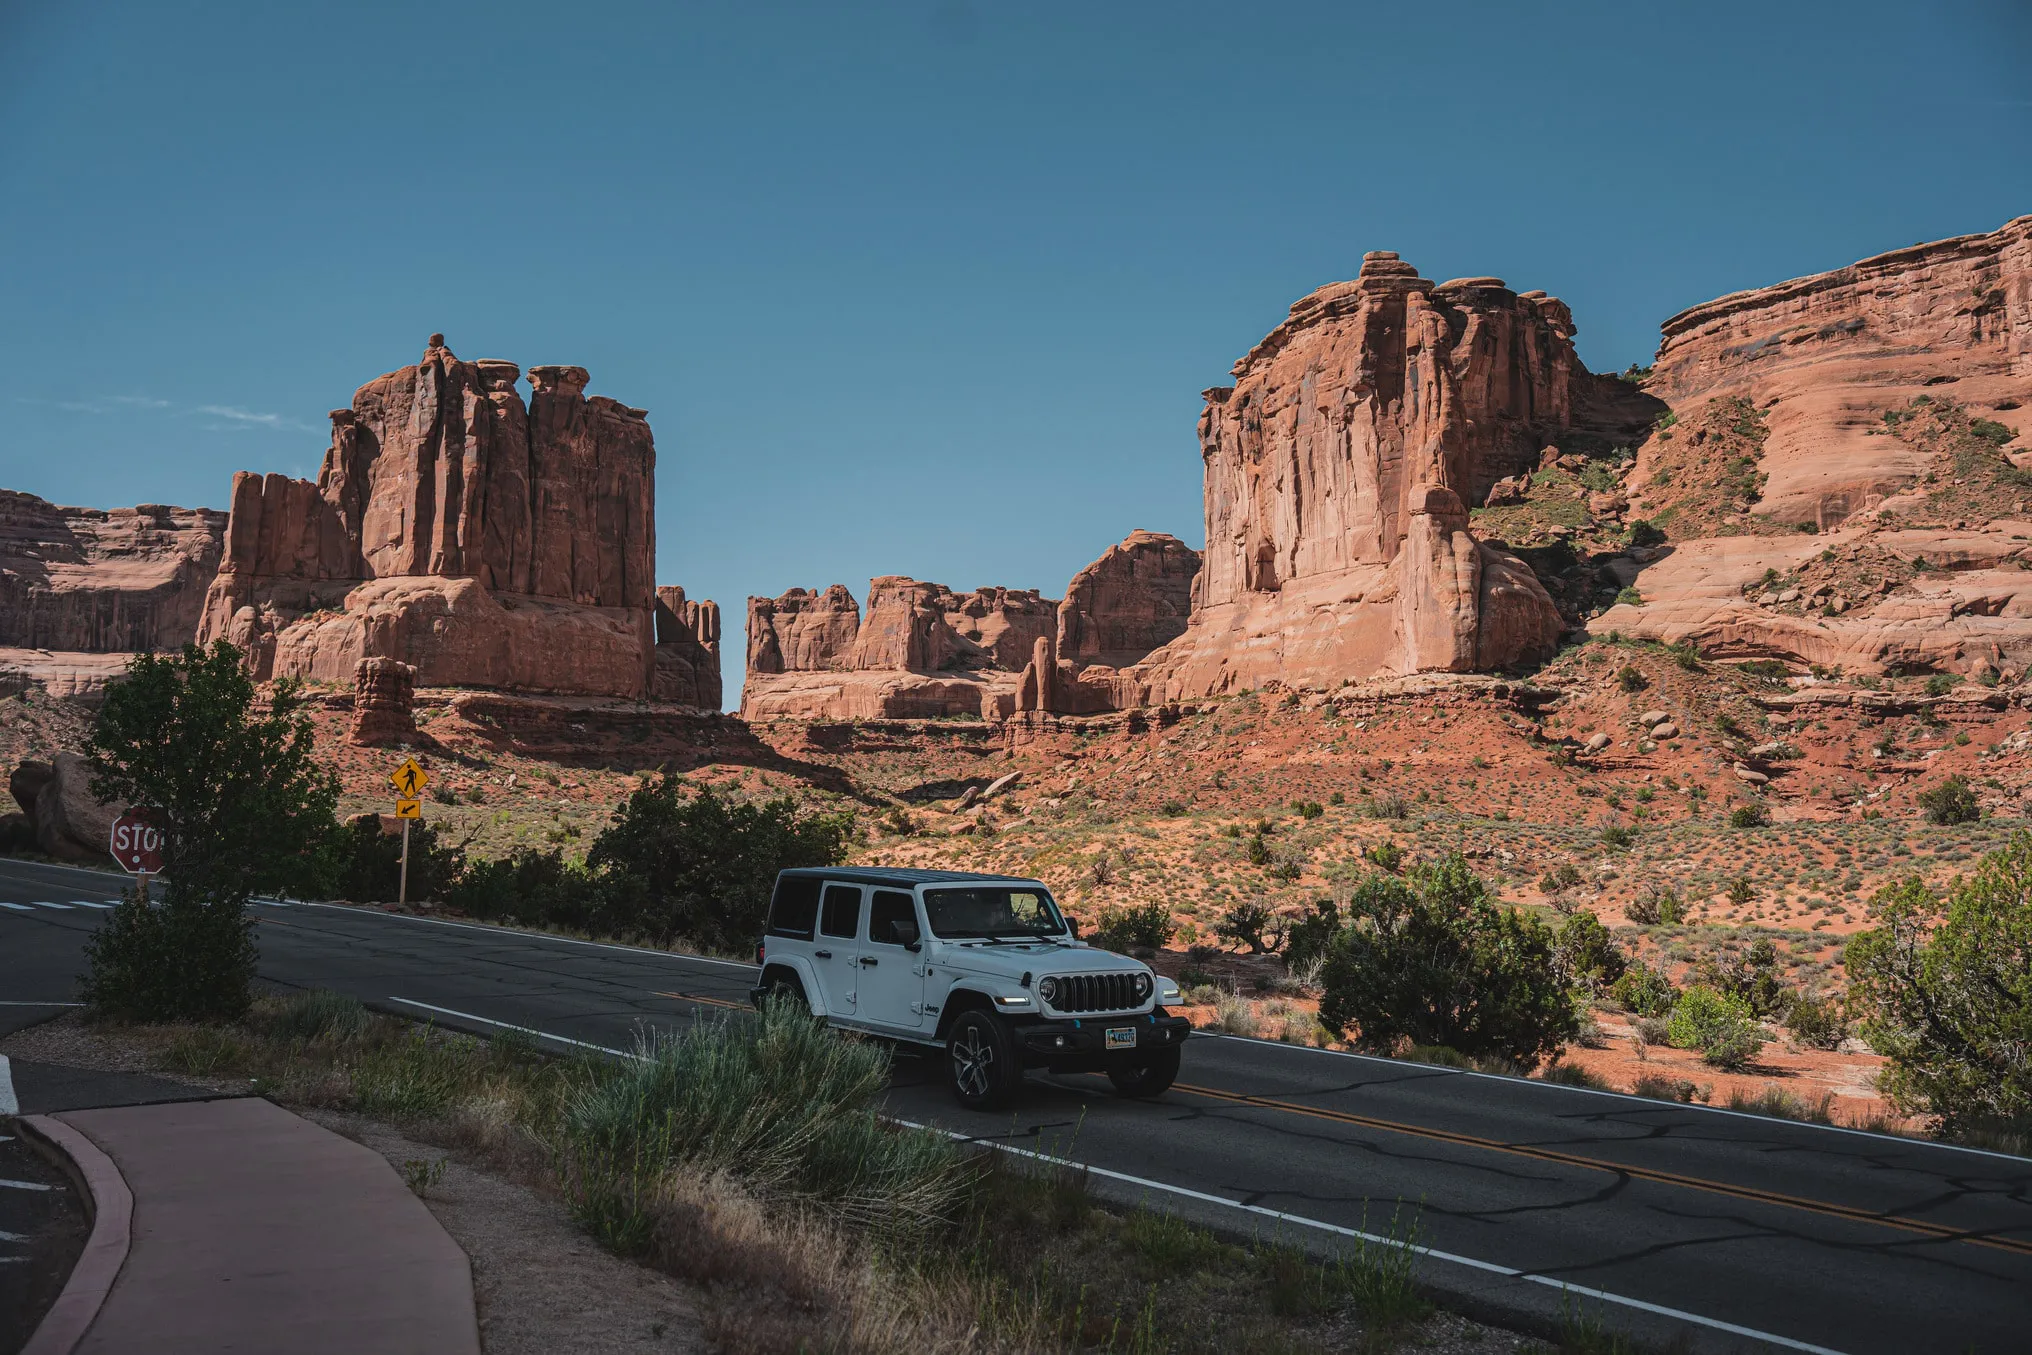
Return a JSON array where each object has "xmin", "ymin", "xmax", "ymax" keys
[
  {"xmin": 1733, "ymin": 764, "xmax": 1770, "ymax": 785},
  {"xmin": 33, "ymin": 752, "xmax": 121, "ymax": 863},
  {"xmin": 1638, "ymin": 708, "xmax": 1670, "ymax": 726},
  {"xmin": 1585, "ymin": 732, "xmax": 1613, "ymax": 753},
  {"xmin": 1651, "ymin": 722, "xmax": 1679, "ymax": 739},
  {"xmin": 349, "ymin": 657, "xmax": 418, "ymax": 747},
  {"xmin": 10, "ymin": 759, "xmax": 53, "ymax": 816}
]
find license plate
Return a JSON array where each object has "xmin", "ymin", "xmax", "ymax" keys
[{"xmin": 1105, "ymin": 1027, "xmax": 1137, "ymax": 1050}]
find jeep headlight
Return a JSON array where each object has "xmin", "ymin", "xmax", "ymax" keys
[
  {"xmin": 1037, "ymin": 977, "xmax": 1060, "ymax": 1005},
  {"xmin": 1134, "ymin": 972, "xmax": 1153, "ymax": 1001}
]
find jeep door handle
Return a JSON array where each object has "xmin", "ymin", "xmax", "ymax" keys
[
  {"xmin": 859, "ymin": 956, "xmax": 878, "ymax": 967},
  {"xmin": 814, "ymin": 950, "xmax": 832, "ymax": 959}
]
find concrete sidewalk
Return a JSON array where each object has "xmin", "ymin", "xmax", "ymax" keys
[{"xmin": 26, "ymin": 1097, "xmax": 480, "ymax": 1355}]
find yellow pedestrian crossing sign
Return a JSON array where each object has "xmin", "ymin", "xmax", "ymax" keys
[
  {"xmin": 394, "ymin": 798, "xmax": 423, "ymax": 820},
  {"xmin": 390, "ymin": 757, "xmax": 430, "ymax": 798}
]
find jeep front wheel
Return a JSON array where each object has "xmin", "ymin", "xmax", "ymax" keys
[
  {"xmin": 947, "ymin": 1010, "xmax": 1021, "ymax": 1110},
  {"xmin": 1107, "ymin": 1047, "xmax": 1181, "ymax": 1098}
]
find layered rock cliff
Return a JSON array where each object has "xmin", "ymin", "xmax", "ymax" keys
[
  {"xmin": 741, "ymin": 535, "xmax": 1202, "ymax": 721},
  {"xmin": 191, "ymin": 335, "xmax": 716, "ymax": 700},
  {"xmin": 0, "ymin": 491, "xmax": 225, "ymax": 652},
  {"xmin": 1597, "ymin": 216, "xmax": 2032, "ymax": 676},
  {"xmin": 1122, "ymin": 253, "xmax": 1636, "ymax": 701}
]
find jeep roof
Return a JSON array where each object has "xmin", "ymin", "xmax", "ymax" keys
[{"xmin": 775, "ymin": 867, "xmax": 1042, "ymax": 887}]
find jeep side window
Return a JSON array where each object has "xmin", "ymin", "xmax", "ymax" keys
[
  {"xmin": 867, "ymin": 890, "xmax": 919, "ymax": 947},
  {"xmin": 819, "ymin": 884, "xmax": 862, "ymax": 940},
  {"xmin": 766, "ymin": 876, "xmax": 820, "ymax": 940}
]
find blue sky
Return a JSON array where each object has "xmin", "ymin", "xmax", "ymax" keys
[{"xmin": 3, "ymin": 1, "xmax": 2027, "ymax": 706}]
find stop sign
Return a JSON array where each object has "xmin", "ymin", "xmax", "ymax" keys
[{"xmin": 109, "ymin": 811, "xmax": 164, "ymax": 874}]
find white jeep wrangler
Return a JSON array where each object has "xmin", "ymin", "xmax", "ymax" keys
[{"xmin": 749, "ymin": 867, "xmax": 1191, "ymax": 1109}]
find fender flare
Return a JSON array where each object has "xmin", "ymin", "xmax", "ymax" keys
[
  {"xmin": 757, "ymin": 956, "xmax": 824, "ymax": 1017},
  {"xmin": 932, "ymin": 982, "xmax": 1003, "ymax": 1042}
]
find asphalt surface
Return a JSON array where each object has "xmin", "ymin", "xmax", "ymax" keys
[
  {"xmin": 0, "ymin": 1113, "xmax": 87, "ymax": 1355},
  {"xmin": 1, "ymin": 858, "xmax": 2028, "ymax": 1354}
]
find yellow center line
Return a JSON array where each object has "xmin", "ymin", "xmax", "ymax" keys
[
  {"xmin": 654, "ymin": 990, "xmax": 749, "ymax": 1011},
  {"xmin": 1171, "ymin": 1082, "xmax": 2032, "ymax": 1258}
]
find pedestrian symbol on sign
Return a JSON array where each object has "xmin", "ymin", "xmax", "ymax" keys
[{"xmin": 390, "ymin": 757, "xmax": 430, "ymax": 798}]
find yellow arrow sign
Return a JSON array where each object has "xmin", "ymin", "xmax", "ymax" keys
[
  {"xmin": 390, "ymin": 757, "xmax": 430, "ymax": 797},
  {"xmin": 394, "ymin": 798, "xmax": 423, "ymax": 820}
]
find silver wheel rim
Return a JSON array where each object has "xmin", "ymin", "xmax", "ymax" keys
[{"xmin": 952, "ymin": 1025, "xmax": 993, "ymax": 1099}]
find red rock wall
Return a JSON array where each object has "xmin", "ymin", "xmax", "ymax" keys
[
  {"xmin": 1129, "ymin": 252, "xmax": 1587, "ymax": 698},
  {"xmin": 192, "ymin": 336, "xmax": 688, "ymax": 699},
  {"xmin": 0, "ymin": 490, "xmax": 226, "ymax": 652},
  {"xmin": 652, "ymin": 585, "xmax": 722, "ymax": 709},
  {"xmin": 1056, "ymin": 530, "xmax": 1199, "ymax": 670}
]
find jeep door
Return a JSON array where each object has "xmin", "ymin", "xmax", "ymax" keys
[
  {"xmin": 855, "ymin": 888, "xmax": 927, "ymax": 1031},
  {"xmin": 808, "ymin": 882, "xmax": 866, "ymax": 1015}
]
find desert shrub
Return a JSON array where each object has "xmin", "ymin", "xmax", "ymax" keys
[
  {"xmin": 1611, "ymin": 962, "xmax": 1679, "ymax": 1018},
  {"xmin": 1213, "ymin": 900, "xmax": 1285, "ymax": 955},
  {"xmin": 1600, "ymin": 823, "xmax": 1634, "ymax": 849},
  {"xmin": 1729, "ymin": 802, "xmax": 1768, "ymax": 829},
  {"xmin": 1245, "ymin": 833, "xmax": 1271, "ymax": 865},
  {"xmin": 1615, "ymin": 665, "xmax": 1648, "ymax": 693},
  {"xmin": 1538, "ymin": 862, "xmax": 1583, "ymax": 895},
  {"xmin": 445, "ymin": 847, "xmax": 625, "ymax": 933},
  {"xmin": 1725, "ymin": 876, "xmax": 1755, "ymax": 907},
  {"xmin": 1626, "ymin": 519, "xmax": 1666, "ymax": 548},
  {"xmin": 262, "ymin": 988, "xmax": 373, "ymax": 1043},
  {"xmin": 1281, "ymin": 898, "xmax": 1341, "ymax": 977},
  {"xmin": 1292, "ymin": 799, "xmax": 1324, "ymax": 820},
  {"xmin": 1157, "ymin": 799, "xmax": 1188, "ymax": 817},
  {"xmin": 1631, "ymin": 1074, "xmax": 1699, "ymax": 1103},
  {"xmin": 1633, "ymin": 1015, "xmax": 1673, "ymax": 1046},
  {"xmin": 1784, "ymin": 992, "xmax": 1849, "ymax": 1051},
  {"xmin": 1362, "ymin": 794, "xmax": 1409, "ymax": 820},
  {"xmin": 1317, "ymin": 854, "xmax": 1581, "ymax": 1071},
  {"xmin": 1666, "ymin": 639, "xmax": 1703, "ymax": 670},
  {"xmin": 1625, "ymin": 887, "xmax": 1683, "ymax": 926},
  {"xmin": 1616, "ymin": 588, "xmax": 1644, "ymax": 607},
  {"xmin": 1917, "ymin": 776, "xmax": 1980, "ymax": 826},
  {"xmin": 1555, "ymin": 912, "xmax": 1627, "ymax": 995},
  {"xmin": 1696, "ymin": 937, "xmax": 1790, "ymax": 1017},
  {"xmin": 1969, "ymin": 417, "xmax": 2016, "ymax": 447},
  {"xmin": 330, "ymin": 815, "xmax": 466, "ymax": 904},
  {"xmin": 587, "ymin": 778, "xmax": 855, "ymax": 952},
  {"xmin": 1089, "ymin": 900, "xmax": 1177, "ymax": 952},
  {"xmin": 1667, "ymin": 986, "xmax": 1765, "ymax": 1070},
  {"xmin": 81, "ymin": 641, "xmax": 338, "ymax": 1021},
  {"xmin": 1364, "ymin": 841, "xmax": 1405, "ymax": 872},
  {"xmin": 1846, "ymin": 845, "xmax": 2032, "ymax": 1134}
]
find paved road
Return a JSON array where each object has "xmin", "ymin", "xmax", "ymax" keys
[{"xmin": 2, "ymin": 858, "xmax": 2028, "ymax": 1354}]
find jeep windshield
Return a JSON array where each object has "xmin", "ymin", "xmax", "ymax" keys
[{"xmin": 923, "ymin": 886, "xmax": 1068, "ymax": 940}]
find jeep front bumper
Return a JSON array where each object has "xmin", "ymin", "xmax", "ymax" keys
[{"xmin": 1012, "ymin": 1011, "xmax": 1192, "ymax": 1070}]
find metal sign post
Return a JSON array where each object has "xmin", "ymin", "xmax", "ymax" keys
[{"xmin": 390, "ymin": 759, "xmax": 428, "ymax": 908}]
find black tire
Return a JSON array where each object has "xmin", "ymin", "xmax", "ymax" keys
[
  {"xmin": 760, "ymin": 971, "xmax": 811, "ymax": 1014},
  {"xmin": 1107, "ymin": 1047, "xmax": 1181, "ymax": 1098},
  {"xmin": 947, "ymin": 1010, "xmax": 1022, "ymax": 1110}
]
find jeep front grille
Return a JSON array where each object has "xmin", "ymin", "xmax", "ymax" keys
[{"xmin": 1047, "ymin": 972, "xmax": 1142, "ymax": 1013}]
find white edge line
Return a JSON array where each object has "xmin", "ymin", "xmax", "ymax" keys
[
  {"xmin": 308, "ymin": 902, "xmax": 759, "ymax": 970},
  {"xmin": 0, "ymin": 1055, "xmax": 15, "ymax": 1116},
  {"xmin": 385, "ymin": 998, "xmax": 649, "ymax": 1059},
  {"xmin": 0, "ymin": 903, "xmax": 30, "ymax": 911},
  {"xmin": 891, "ymin": 1117, "xmax": 1851, "ymax": 1355},
  {"xmin": 1192, "ymin": 1031, "xmax": 2032, "ymax": 1165},
  {"xmin": 0, "ymin": 1001, "xmax": 85, "ymax": 1007},
  {"xmin": 385, "ymin": 995, "xmax": 1843, "ymax": 1355}
]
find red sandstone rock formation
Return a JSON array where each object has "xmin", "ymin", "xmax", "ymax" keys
[
  {"xmin": 651, "ymin": 585, "xmax": 722, "ymax": 709},
  {"xmin": 0, "ymin": 491, "xmax": 226, "ymax": 653},
  {"xmin": 348, "ymin": 657, "xmax": 418, "ymax": 746},
  {"xmin": 1599, "ymin": 216, "xmax": 2032, "ymax": 675},
  {"xmin": 193, "ymin": 336, "xmax": 685, "ymax": 698},
  {"xmin": 1056, "ymin": 530, "xmax": 1199, "ymax": 670},
  {"xmin": 1127, "ymin": 253, "xmax": 1605, "ymax": 700}
]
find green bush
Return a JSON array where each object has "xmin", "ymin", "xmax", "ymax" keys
[
  {"xmin": 1917, "ymin": 776, "xmax": 1979, "ymax": 826},
  {"xmin": 1626, "ymin": 888, "xmax": 1683, "ymax": 926},
  {"xmin": 1555, "ymin": 912, "xmax": 1627, "ymax": 994},
  {"xmin": 1600, "ymin": 824, "xmax": 1635, "ymax": 849},
  {"xmin": 445, "ymin": 847, "xmax": 623, "ymax": 933},
  {"xmin": 1364, "ymin": 841, "xmax": 1405, "ymax": 872},
  {"xmin": 1214, "ymin": 900, "xmax": 1285, "ymax": 954},
  {"xmin": 1626, "ymin": 519, "xmax": 1666, "ymax": 548},
  {"xmin": 1090, "ymin": 900, "xmax": 1177, "ymax": 952},
  {"xmin": 1615, "ymin": 665, "xmax": 1648, "ymax": 692},
  {"xmin": 1667, "ymin": 986, "xmax": 1765, "ymax": 1070},
  {"xmin": 1292, "ymin": 799, "xmax": 1324, "ymax": 820},
  {"xmin": 1847, "ymin": 842, "xmax": 2032, "ymax": 1133},
  {"xmin": 1610, "ymin": 962, "xmax": 1678, "ymax": 1018},
  {"xmin": 81, "ymin": 641, "xmax": 337, "ymax": 1021},
  {"xmin": 1728, "ymin": 802, "xmax": 1767, "ymax": 829},
  {"xmin": 331, "ymin": 815, "xmax": 466, "ymax": 903},
  {"xmin": 1695, "ymin": 937, "xmax": 1790, "ymax": 1017},
  {"xmin": 585, "ymin": 779, "xmax": 855, "ymax": 952},
  {"xmin": 1281, "ymin": 898, "xmax": 1340, "ymax": 976},
  {"xmin": 1784, "ymin": 992, "xmax": 1849, "ymax": 1052},
  {"xmin": 1317, "ymin": 855, "xmax": 1581, "ymax": 1071},
  {"xmin": 1538, "ymin": 862, "xmax": 1583, "ymax": 894},
  {"xmin": 1969, "ymin": 418, "xmax": 2016, "ymax": 447}
]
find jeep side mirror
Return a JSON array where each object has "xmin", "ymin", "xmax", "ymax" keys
[
  {"xmin": 1065, "ymin": 915, "xmax": 1081, "ymax": 937},
  {"xmin": 891, "ymin": 918, "xmax": 921, "ymax": 949}
]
